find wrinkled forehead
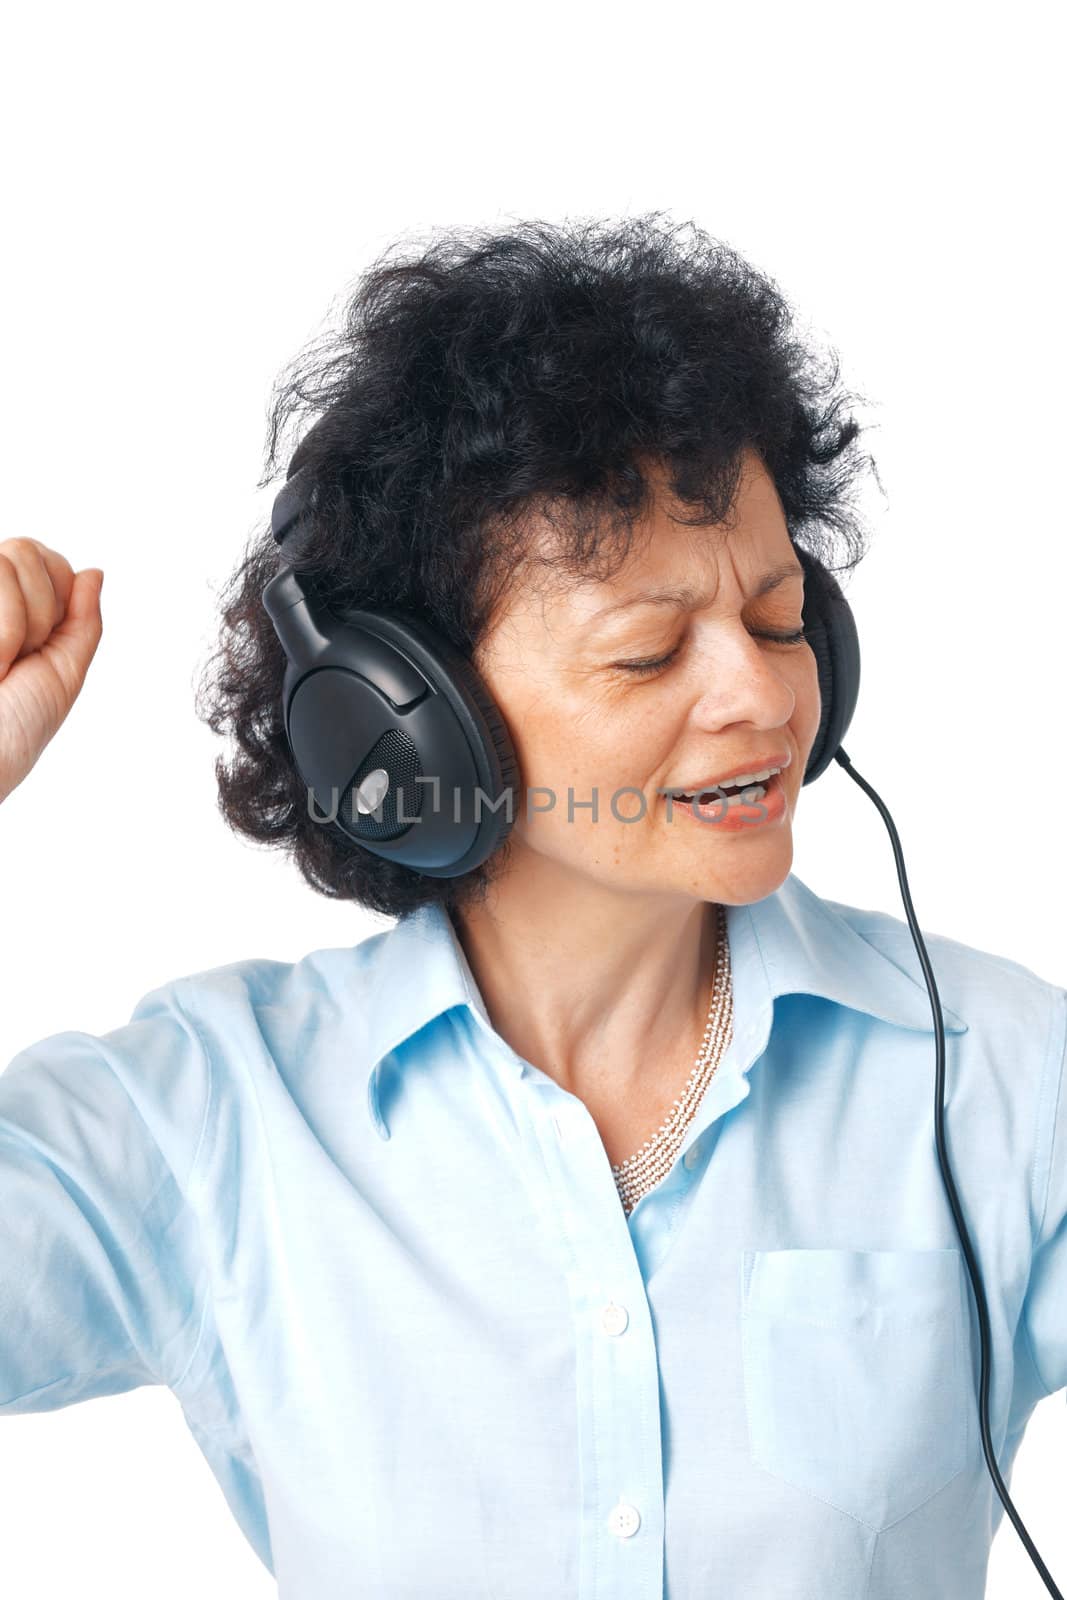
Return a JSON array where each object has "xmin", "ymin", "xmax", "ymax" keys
[{"xmin": 487, "ymin": 447, "xmax": 790, "ymax": 639}]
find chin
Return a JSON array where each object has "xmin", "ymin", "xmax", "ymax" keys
[{"xmin": 689, "ymin": 837, "xmax": 794, "ymax": 907}]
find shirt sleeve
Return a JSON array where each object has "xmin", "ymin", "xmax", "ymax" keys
[
  {"xmin": 0, "ymin": 980, "xmax": 210, "ymax": 1414},
  {"xmin": 1019, "ymin": 982, "xmax": 1067, "ymax": 1399}
]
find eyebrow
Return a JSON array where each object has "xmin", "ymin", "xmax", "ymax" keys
[{"xmin": 588, "ymin": 561, "xmax": 805, "ymax": 623}]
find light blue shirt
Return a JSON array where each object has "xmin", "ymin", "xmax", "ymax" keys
[{"xmin": 2, "ymin": 871, "xmax": 1065, "ymax": 1598}]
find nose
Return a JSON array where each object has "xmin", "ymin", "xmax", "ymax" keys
[{"xmin": 685, "ymin": 623, "xmax": 797, "ymax": 732}]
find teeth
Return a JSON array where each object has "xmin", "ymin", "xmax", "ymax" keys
[
  {"xmin": 718, "ymin": 766, "xmax": 779, "ymax": 787},
  {"xmin": 706, "ymin": 784, "xmax": 767, "ymax": 805},
  {"xmin": 675, "ymin": 765, "xmax": 780, "ymax": 797},
  {"xmin": 674, "ymin": 782, "xmax": 769, "ymax": 807}
]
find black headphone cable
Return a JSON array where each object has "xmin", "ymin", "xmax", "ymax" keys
[{"xmin": 834, "ymin": 745, "xmax": 1063, "ymax": 1599}]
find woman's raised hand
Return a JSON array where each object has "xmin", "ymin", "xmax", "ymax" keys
[{"xmin": 0, "ymin": 539, "xmax": 104, "ymax": 805}]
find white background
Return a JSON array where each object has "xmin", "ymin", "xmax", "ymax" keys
[{"xmin": 1, "ymin": 1, "xmax": 1064, "ymax": 1595}]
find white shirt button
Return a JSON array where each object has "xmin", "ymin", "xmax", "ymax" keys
[
  {"xmin": 607, "ymin": 1500, "xmax": 641, "ymax": 1538},
  {"xmin": 599, "ymin": 1301, "xmax": 629, "ymax": 1336},
  {"xmin": 683, "ymin": 1143, "xmax": 701, "ymax": 1170}
]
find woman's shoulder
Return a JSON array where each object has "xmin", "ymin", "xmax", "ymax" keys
[
  {"xmin": 2, "ymin": 923, "xmax": 397, "ymax": 1152},
  {"xmin": 807, "ymin": 878, "xmax": 1065, "ymax": 1058},
  {"xmin": 157, "ymin": 916, "xmax": 397, "ymax": 1013}
]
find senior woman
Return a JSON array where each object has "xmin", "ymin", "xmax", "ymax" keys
[{"xmin": 1, "ymin": 216, "xmax": 1064, "ymax": 1600}]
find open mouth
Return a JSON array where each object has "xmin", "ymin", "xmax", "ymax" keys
[
  {"xmin": 661, "ymin": 770, "xmax": 786, "ymax": 816},
  {"xmin": 672, "ymin": 773, "xmax": 776, "ymax": 805}
]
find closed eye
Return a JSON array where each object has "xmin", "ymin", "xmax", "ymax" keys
[{"xmin": 617, "ymin": 628, "xmax": 808, "ymax": 677}]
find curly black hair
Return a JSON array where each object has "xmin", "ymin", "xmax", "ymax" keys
[{"xmin": 195, "ymin": 211, "xmax": 879, "ymax": 922}]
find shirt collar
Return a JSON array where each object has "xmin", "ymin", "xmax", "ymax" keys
[{"xmin": 362, "ymin": 871, "xmax": 968, "ymax": 1140}]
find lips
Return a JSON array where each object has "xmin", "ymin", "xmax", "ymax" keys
[
  {"xmin": 662, "ymin": 768, "xmax": 788, "ymax": 824},
  {"xmin": 668, "ymin": 751, "xmax": 791, "ymax": 797}
]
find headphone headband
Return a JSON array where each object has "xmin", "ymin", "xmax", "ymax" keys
[{"xmin": 271, "ymin": 463, "xmax": 319, "ymax": 547}]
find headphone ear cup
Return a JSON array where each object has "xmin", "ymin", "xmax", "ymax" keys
[
  {"xmin": 370, "ymin": 610, "xmax": 522, "ymax": 864},
  {"xmin": 796, "ymin": 546, "xmax": 861, "ymax": 785},
  {"xmin": 439, "ymin": 651, "xmax": 522, "ymax": 806}
]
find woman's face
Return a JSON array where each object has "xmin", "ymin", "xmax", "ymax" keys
[{"xmin": 473, "ymin": 448, "xmax": 823, "ymax": 909}]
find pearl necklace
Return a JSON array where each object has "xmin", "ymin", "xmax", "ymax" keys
[{"xmin": 610, "ymin": 901, "xmax": 733, "ymax": 1216}]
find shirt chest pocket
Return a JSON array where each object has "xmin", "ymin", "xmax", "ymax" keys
[{"xmin": 739, "ymin": 1247, "xmax": 973, "ymax": 1532}]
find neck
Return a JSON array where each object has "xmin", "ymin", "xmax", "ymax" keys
[{"xmin": 449, "ymin": 853, "xmax": 720, "ymax": 1104}]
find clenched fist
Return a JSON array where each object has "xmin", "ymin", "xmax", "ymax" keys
[{"xmin": 0, "ymin": 539, "xmax": 104, "ymax": 805}]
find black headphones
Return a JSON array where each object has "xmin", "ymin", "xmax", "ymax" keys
[{"xmin": 261, "ymin": 450, "xmax": 862, "ymax": 878}]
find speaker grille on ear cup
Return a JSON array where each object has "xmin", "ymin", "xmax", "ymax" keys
[{"xmin": 340, "ymin": 729, "xmax": 424, "ymax": 841}]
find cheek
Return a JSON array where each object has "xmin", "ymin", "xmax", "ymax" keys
[
  {"xmin": 794, "ymin": 653, "xmax": 824, "ymax": 754},
  {"xmin": 504, "ymin": 694, "xmax": 633, "ymax": 810}
]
